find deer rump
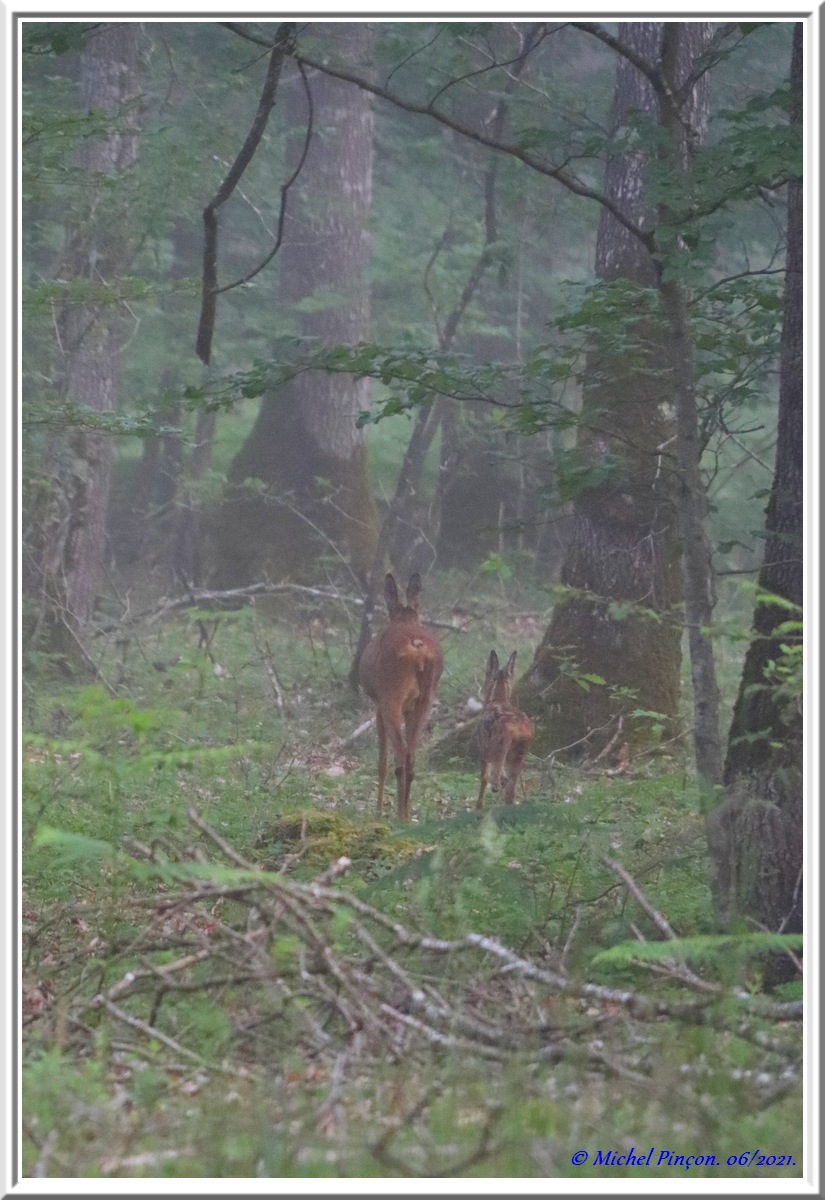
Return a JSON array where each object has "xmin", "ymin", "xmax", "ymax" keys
[
  {"xmin": 360, "ymin": 628, "xmax": 441, "ymax": 716},
  {"xmin": 479, "ymin": 703, "xmax": 534, "ymax": 755},
  {"xmin": 359, "ymin": 573, "xmax": 443, "ymax": 820}
]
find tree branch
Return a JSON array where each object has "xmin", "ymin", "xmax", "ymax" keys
[
  {"xmin": 291, "ymin": 48, "xmax": 654, "ymax": 256},
  {"xmin": 571, "ymin": 21, "xmax": 667, "ymax": 100},
  {"xmin": 196, "ymin": 23, "xmax": 295, "ymax": 364},
  {"xmin": 212, "ymin": 59, "xmax": 313, "ymax": 297},
  {"xmin": 219, "ymin": 21, "xmax": 275, "ymax": 50}
]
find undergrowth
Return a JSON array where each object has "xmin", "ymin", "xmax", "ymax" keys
[{"xmin": 21, "ymin": 579, "xmax": 803, "ymax": 1180}]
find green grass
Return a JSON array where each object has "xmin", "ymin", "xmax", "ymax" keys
[{"xmin": 21, "ymin": 575, "xmax": 802, "ymax": 1180}]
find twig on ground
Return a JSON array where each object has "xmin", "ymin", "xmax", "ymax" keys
[
  {"xmin": 30, "ymin": 1128, "xmax": 59, "ymax": 1179},
  {"xmin": 559, "ymin": 904, "xmax": 582, "ymax": 973},
  {"xmin": 99, "ymin": 1148, "xmax": 194, "ymax": 1175},
  {"xmin": 602, "ymin": 854, "xmax": 678, "ymax": 939},
  {"xmin": 592, "ymin": 717, "xmax": 624, "ymax": 763},
  {"xmin": 91, "ymin": 996, "xmax": 205, "ymax": 1066},
  {"xmin": 56, "ymin": 808, "xmax": 800, "ymax": 1121},
  {"xmin": 188, "ymin": 807, "xmax": 257, "ymax": 870}
]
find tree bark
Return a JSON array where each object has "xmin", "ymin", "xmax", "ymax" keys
[
  {"xmin": 26, "ymin": 23, "xmax": 141, "ymax": 655},
  {"xmin": 708, "ymin": 24, "xmax": 803, "ymax": 957},
  {"xmin": 214, "ymin": 23, "xmax": 380, "ymax": 586}
]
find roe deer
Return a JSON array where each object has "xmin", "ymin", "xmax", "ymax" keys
[
  {"xmin": 477, "ymin": 650, "xmax": 534, "ymax": 808},
  {"xmin": 359, "ymin": 573, "xmax": 443, "ymax": 820}
]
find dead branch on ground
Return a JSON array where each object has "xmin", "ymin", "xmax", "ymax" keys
[{"xmin": 41, "ymin": 809, "xmax": 799, "ymax": 1105}]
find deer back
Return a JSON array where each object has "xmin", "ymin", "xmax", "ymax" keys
[{"xmin": 479, "ymin": 650, "xmax": 533, "ymax": 755}]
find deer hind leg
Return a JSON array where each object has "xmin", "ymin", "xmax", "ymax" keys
[
  {"xmin": 375, "ymin": 711, "xmax": 388, "ymax": 817},
  {"xmin": 383, "ymin": 708, "xmax": 409, "ymax": 820},
  {"xmin": 400, "ymin": 705, "xmax": 424, "ymax": 820},
  {"xmin": 503, "ymin": 744, "xmax": 527, "ymax": 805},
  {"xmin": 488, "ymin": 734, "xmax": 511, "ymax": 794},
  {"xmin": 402, "ymin": 757, "xmax": 414, "ymax": 820}
]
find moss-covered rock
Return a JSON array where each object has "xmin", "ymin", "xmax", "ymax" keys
[{"xmin": 258, "ymin": 808, "xmax": 422, "ymax": 874}]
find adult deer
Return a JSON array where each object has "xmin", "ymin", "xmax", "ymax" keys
[
  {"xmin": 359, "ymin": 573, "xmax": 443, "ymax": 820},
  {"xmin": 477, "ymin": 650, "xmax": 534, "ymax": 808}
]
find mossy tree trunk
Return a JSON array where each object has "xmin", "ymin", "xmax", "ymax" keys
[
  {"xmin": 707, "ymin": 24, "xmax": 803, "ymax": 955},
  {"xmin": 24, "ymin": 23, "xmax": 141, "ymax": 660},
  {"xmin": 215, "ymin": 23, "xmax": 379, "ymax": 587},
  {"xmin": 519, "ymin": 23, "xmax": 710, "ymax": 760}
]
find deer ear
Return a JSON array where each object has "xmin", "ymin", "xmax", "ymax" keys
[
  {"xmin": 487, "ymin": 650, "xmax": 499, "ymax": 674},
  {"xmin": 384, "ymin": 574, "xmax": 399, "ymax": 611},
  {"xmin": 505, "ymin": 651, "xmax": 517, "ymax": 677},
  {"xmin": 406, "ymin": 574, "xmax": 422, "ymax": 606}
]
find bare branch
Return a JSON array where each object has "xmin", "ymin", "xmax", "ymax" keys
[
  {"xmin": 677, "ymin": 23, "xmax": 746, "ymax": 101},
  {"xmin": 220, "ymin": 21, "xmax": 274, "ymax": 50},
  {"xmin": 291, "ymin": 48, "xmax": 654, "ymax": 256},
  {"xmin": 122, "ymin": 580, "xmax": 366, "ymax": 628},
  {"xmin": 426, "ymin": 22, "xmax": 549, "ymax": 111},
  {"xmin": 571, "ymin": 21, "xmax": 667, "ymax": 100},
  {"xmin": 196, "ymin": 23, "xmax": 295, "ymax": 364},
  {"xmin": 212, "ymin": 59, "xmax": 314, "ymax": 297}
]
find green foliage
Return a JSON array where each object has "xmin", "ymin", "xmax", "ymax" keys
[
  {"xmin": 594, "ymin": 931, "xmax": 803, "ymax": 968},
  {"xmin": 23, "ymin": 399, "xmax": 178, "ymax": 437},
  {"xmin": 23, "ymin": 23, "xmax": 92, "ymax": 56}
]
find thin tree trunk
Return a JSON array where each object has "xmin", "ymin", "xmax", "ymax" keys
[{"xmin": 656, "ymin": 24, "xmax": 722, "ymax": 785}]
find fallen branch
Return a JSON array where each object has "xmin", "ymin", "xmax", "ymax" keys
[
  {"xmin": 91, "ymin": 995, "xmax": 210, "ymax": 1068},
  {"xmin": 100, "ymin": 1148, "xmax": 194, "ymax": 1175},
  {"xmin": 58, "ymin": 809, "xmax": 800, "ymax": 1116},
  {"xmin": 124, "ymin": 581, "xmax": 366, "ymax": 629},
  {"xmin": 326, "ymin": 716, "xmax": 375, "ymax": 750}
]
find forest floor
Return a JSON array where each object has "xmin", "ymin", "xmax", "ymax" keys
[{"xmin": 20, "ymin": 572, "xmax": 804, "ymax": 1181}]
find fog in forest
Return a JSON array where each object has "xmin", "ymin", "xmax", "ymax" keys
[{"xmin": 19, "ymin": 19, "xmax": 806, "ymax": 1184}]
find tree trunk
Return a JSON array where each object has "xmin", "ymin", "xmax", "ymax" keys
[
  {"xmin": 214, "ymin": 23, "xmax": 379, "ymax": 587},
  {"xmin": 25, "ymin": 23, "xmax": 141, "ymax": 657},
  {"xmin": 117, "ymin": 213, "xmax": 196, "ymax": 573},
  {"xmin": 656, "ymin": 23, "xmax": 723, "ymax": 785},
  {"xmin": 519, "ymin": 24, "xmax": 710, "ymax": 760},
  {"xmin": 707, "ymin": 24, "xmax": 803, "ymax": 958}
]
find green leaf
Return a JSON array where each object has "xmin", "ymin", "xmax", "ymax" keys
[{"xmin": 33, "ymin": 827, "xmax": 114, "ymax": 862}]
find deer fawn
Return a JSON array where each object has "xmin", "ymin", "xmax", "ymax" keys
[
  {"xmin": 359, "ymin": 573, "xmax": 444, "ymax": 820},
  {"xmin": 477, "ymin": 650, "xmax": 534, "ymax": 809}
]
